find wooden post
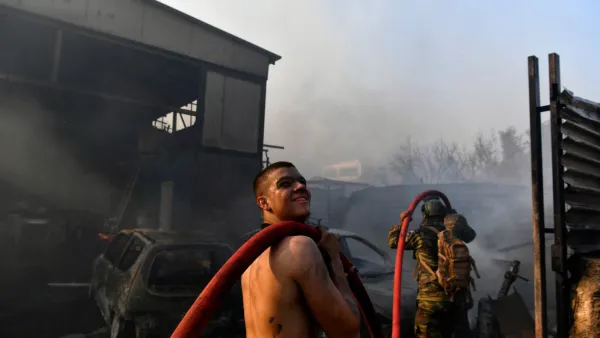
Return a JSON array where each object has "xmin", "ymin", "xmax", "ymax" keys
[{"xmin": 159, "ymin": 181, "xmax": 174, "ymax": 231}]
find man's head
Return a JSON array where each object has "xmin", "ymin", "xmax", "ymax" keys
[
  {"xmin": 421, "ymin": 197, "xmax": 448, "ymax": 219},
  {"xmin": 253, "ymin": 161, "xmax": 311, "ymax": 223}
]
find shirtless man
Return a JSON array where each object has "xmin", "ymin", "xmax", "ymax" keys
[{"xmin": 241, "ymin": 161, "xmax": 361, "ymax": 338}]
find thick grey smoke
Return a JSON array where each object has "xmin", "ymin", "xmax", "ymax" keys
[
  {"xmin": 157, "ymin": 0, "xmax": 596, "ymax": 329},
  {"xmin": 339, "ymin": 183, "xmax": 554, "ymax": 326},
  {"xmin": 0, "ymin": 96, "xmax": 113, "ymax": 214},
  {"xmin": 160, "ymin": 0, "xmax": 597, "ymax": 178}
]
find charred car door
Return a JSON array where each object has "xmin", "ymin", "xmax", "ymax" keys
[
  {"xmin": 92, "ymin": 232, "xmax": 131, "ymax": 321},
  {"xmin": 109, "ymin": 235, "xmax": 146, "ymax": 317}
]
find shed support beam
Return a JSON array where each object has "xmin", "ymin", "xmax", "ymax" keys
[
  {"xmin": 51, "ymin": 29, "xmax": 63, "ymax": 83},
  {"xmin": 0, "ymin": 72, "xmax": 198, "ymax": 115},
  {"xmin": 159, "ymin": 181, "xmax": 174, "ymax": 231}
]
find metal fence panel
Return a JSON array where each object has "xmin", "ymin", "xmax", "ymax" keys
[{"xmin": 529, "ymin": 53, "xmax": 600, "ymax": 338}]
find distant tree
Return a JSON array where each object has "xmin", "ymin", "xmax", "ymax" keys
[
  {"xmin": 460, "ymin": 132, "xmax": 500, "ymax": 181},
  {"xmin": 389, "ymin": 126, "xmax": 529, "ymax": 184},
  {"xmin": 390, "ymin": 137, "xmax": 467, "ymax": 184},
  {"xmin": 390, "ymin": 137, "xmax": 422, "ymax": 183},
  {"xmin": 430, "ymin": 139, "xmax": 466, "ymax": 182},
  {"xmin": 496, "ymin": 126, "xmax": 529, "ymax": 183},
  {"xmin": 499, "ymin": 127, "xmax": 527, "ymax": 161}
]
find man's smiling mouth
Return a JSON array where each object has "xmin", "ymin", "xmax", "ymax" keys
[{"xmin": 293, "ymin": 195, "xmax": 310, "ymax": 202}]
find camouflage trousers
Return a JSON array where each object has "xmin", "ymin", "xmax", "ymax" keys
[{"xmin": 414, "ymin": 299, "xmax": 472, "ymax": 338}]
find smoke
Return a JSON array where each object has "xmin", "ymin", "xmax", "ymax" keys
[
  {"xmin": 337, "ymin": 182, "xmax": 545, "ymax": 325},
  {"xmin": 158, "ymin": 0, "xmax": 596, "ymax": 178},
  {"xmin": 156, "ymin": 0, "xmax": 592, "ymax": 326},
  {"xmin": 0, "ymin": 95, "xmax": 113, "ymax": 214}
]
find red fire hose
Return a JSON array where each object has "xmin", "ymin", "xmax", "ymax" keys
[
  {"xmin": 391, "ymin": 190, "xmax": 451, "ymax": 338},
  {"xmin": 171, "ymin": 221, "xmax": 384, "ymax": 338}
]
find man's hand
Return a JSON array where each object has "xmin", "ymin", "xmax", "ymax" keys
[
  {"xmin": 388, "ymin": 224, "xmax": 400, "ymax": 249},
  {"xmin": 388, "ymin": 210, "xmax": 409, "ymax": 249},
  {"xmin": 317, "ymin": 226, "xmax": 340, "ymax": 258}
]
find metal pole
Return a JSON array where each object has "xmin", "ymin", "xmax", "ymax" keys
[
  {"xmin": 264, "ymin": 144, "xmax": 285, "ymax": 149},
  {"xmin": 51, "ymin": 29, "xmax": 63, "ymax": 83},
  {"xmin": 172, "ymin": 112, "xmax": 178, "ymax": 133},
  {"xmin": 528, "ymin": 56, "xmax": 548, "ymax": 338},
  {"xmin": 327, "ymin": 183, "xmax": 331, "ymax": 226},
  {"xmin": 548, "ymin": 53, "xmax": 570, "ymax": 337},
  {"xmin": 159, "ymin": 181, "xmax": 174, "ymax": 231}
]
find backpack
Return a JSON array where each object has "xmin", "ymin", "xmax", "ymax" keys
[{"xmin": 416, "ymin": 219, "xmax": 480, "ymax": 298}]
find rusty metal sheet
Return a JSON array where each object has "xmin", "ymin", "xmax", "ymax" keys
[
  {"xmin": 561, "ymin": 154, "xmax": 600, "ymax": 183},
  {"xmin": 566, "ymin": 207, "xmax": 600, "ymax": 230},
  {"xmin": 561, "ymin": 105, "xmax": 600, "ymax": 130},
  {"xmin": 564, "ymin": 186, "xmax": 600, "ymax": 209},
  {"xmin": 562, "ymin": 140, "xmax": 600, "ymax": 174},
  {"xmin": 561, "ymin": 120, "xmax": 600, "ymax": 150},
  {"xmin": 567, "ymin": 229, "xmax": 600, "ymax": 253},
  {"xmin": 491, "ymin": 292, "xmax": 535, "ymax": 336},
  {"xmin": 559, "ymin": 90, "xmax": 600, "ymax": 125},
  {"xmin": 563, "ymin": 170, "xmax": 600, "ymax": 193}
]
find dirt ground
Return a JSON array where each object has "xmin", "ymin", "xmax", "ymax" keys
[
  {"xmin": 0, "ymin": 283, "xmax": 245, "ymax": 338},
  {"xmin": 0, "ymin": 296, "xmax": 105, "ymax": 338}
]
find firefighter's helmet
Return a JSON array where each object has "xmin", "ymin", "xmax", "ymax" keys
[{"xmin": 421, "ymin": 198, "xmax": 448, "ymax": 218}]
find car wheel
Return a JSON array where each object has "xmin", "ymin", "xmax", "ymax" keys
[{"xmin": 110, "ymin": 315, "xmax": 136, "ymax": 338}]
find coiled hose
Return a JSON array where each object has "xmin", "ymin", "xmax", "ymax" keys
[
  {"xmin": 392, "ymin": 190, "xmax": 451, "ymax": 338},
  {"xmin": 171, "ymin": 221, "xmax": 384, "ymax": 338}
]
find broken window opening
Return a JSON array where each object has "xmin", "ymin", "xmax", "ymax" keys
[
  {"xmin": 152, "ymin": 100, "xmax": 198, "ymax": 133},
  {"xmin": 105, "ymin": 233, "xmax": 131, "ymax": 265},
  {"xmin": 117, "ymin": 236, "xmax": 145, "ymax": 271}
]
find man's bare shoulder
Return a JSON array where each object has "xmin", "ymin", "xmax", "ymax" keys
[
  {"xmin": 272, "ymin": 235, "xmax": 320, "ymax": 260},
  {"xmin": 270, "ymin": 235, "xmax": 323, "ymax": 277}
]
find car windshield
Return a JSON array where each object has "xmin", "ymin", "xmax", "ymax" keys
[
  {"xmin": 344, "ymin": 237, "xmax": 391, "ymax": 276},
  {"xmin": 147, "ymin": 246, "xmax": 230, "ymax": 294}
]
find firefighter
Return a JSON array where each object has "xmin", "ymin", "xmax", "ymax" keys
[{"xmin": 388, "ymin": 197, "xmax": 476, "ymax": 338}]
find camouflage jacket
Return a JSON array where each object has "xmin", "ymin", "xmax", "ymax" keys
[{"xmin": 388, "ymin": 217, "xmax": 476, "ymax": 302}]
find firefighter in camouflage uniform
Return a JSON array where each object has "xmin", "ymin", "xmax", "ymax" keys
[{"xmin": 388, "ymin": 197, "xmax": 477, "ymax": 338}]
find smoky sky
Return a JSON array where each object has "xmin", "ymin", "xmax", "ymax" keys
[{"xmin": 161, "ymin": 0, "xmax": 600, "ymax": 177}]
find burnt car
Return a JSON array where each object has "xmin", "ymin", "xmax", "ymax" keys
[
  {"xmin": 238, "ymin": 227, "xmax": 417, "ymax": 337},
  {"xmin": 90, "ymin": 229, "xmax": 239, "ymax": 337}
]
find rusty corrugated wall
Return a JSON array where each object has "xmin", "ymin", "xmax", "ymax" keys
[
  {"xmin": 555, "ymin": 89, "xmax": 600, "ymax": 338},
  {"xmin": 531, "ymin": 55, "xmax": 600, "ymax": 336}
]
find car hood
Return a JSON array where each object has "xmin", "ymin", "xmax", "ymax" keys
[{"xmin": 361, "ymin": 272, "xmax": 417, "ymax": 320}]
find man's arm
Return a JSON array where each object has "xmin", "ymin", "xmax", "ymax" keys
[
  {"xmin": 273, "ymin": 236, "xmax": 360, "ymax": 338},
  {"xmin": 388, "ymin": 225, "xmax": 418, "ymax": 250},
  {"xmin": 405, "ymin": 230, "xmax": 419, "ymax": 250},
  {"xmin": 388, "ymin": 211, "xmax": 419, "ymax": 250}
]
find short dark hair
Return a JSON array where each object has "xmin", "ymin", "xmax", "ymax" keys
[{"xmin": 253, "ymin": 161, "xmax": 296, "ymax": 198}]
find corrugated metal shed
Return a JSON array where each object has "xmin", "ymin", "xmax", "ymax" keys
[{"xmin": 0, "ymin": 0, "xmax": 280, "ymax": 77}]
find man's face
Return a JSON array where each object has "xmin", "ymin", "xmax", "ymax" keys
[{"xmin": 257, "ymin": 167, "xmax": 311, "ymax": 222}]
